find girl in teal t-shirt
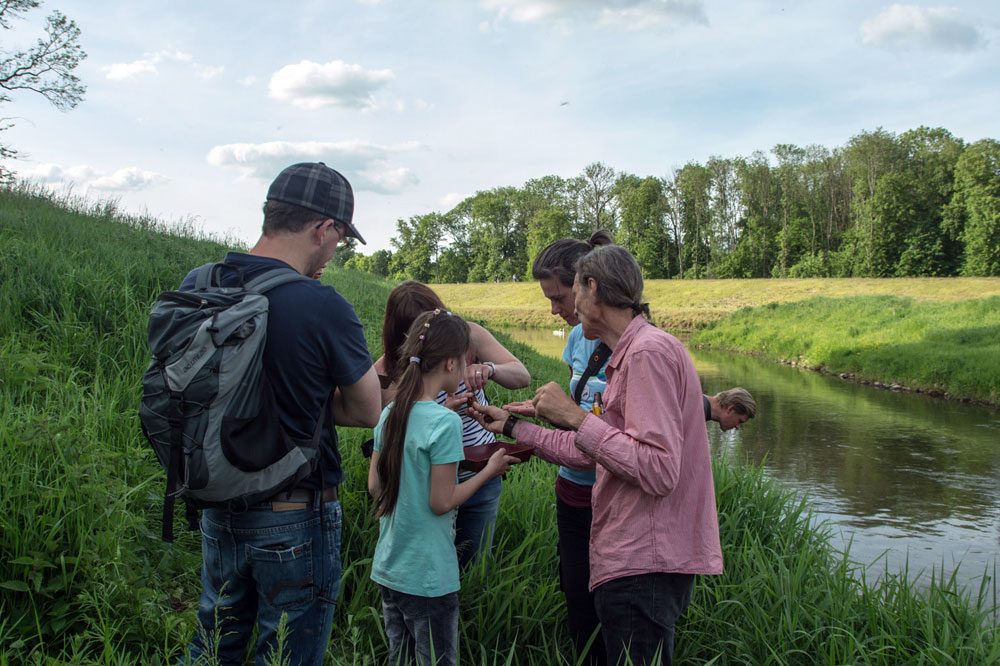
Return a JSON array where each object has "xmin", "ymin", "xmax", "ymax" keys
[{"xmin": 368, "ymin": 309, "xmax": 516, "ymax": 666}]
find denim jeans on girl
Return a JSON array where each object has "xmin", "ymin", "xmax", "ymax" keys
[
  {"xmin": 593, "ymin": 572, "xmax": 694, "ymax": 666},
  {"xmin": 454, "ymin": 475, "xmax": 501, "ymax": 569},
  {"xmin": 378, "ymin": 585, "xmax": 459, "ymax": 666},
  {"xmin": 184, "ymin": 499, "xmax": 342, "ymax": 666}
]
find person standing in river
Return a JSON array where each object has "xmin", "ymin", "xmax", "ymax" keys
[
  {"xmin": 527, "ymin": 230, "xmax": 613, "ymax": 666},
  {"xmin": 473, "ymin": 244, "xmax": 722, "ymax": 666}
]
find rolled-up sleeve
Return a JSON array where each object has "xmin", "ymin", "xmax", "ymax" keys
[{"xmin": 574, "ymin": 349, "xmax": 684, "ymax": 497}]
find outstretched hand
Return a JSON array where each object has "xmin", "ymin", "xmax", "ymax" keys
[
  {"xmin": 443, "ymin": 391, "xmax": 473, "ymax": 414},
  {"xmin": 502, "ymin": 400, "xmax": 536, "ymax": 418},
  {"xmin": 468, "ymin": 402, "xmax": 509, "ymax": 435},
  {"xmin": 483, "ymin": 448, "xmax": 519, "ymax": 479},
  {"xmin": 532, "ymin": 382, "xmax": 589, "ymax": 431}
]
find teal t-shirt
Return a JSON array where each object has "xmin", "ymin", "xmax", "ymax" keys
[
  {"xmin": 559, "ymin": 324, "xmax": 607, "ymax": 487},
  {"xmin": 371, "ymin": 401, "xmax": 465, "ymax": 597}
]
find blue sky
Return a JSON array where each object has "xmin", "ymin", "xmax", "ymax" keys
[{"xmin": 4, "ymin": 1, "xmax": 998, "ymax": 252}]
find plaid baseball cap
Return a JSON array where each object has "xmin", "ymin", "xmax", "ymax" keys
[{"xmin": 267, "ymin": 162, "xmax": 366, "ymax": 244}]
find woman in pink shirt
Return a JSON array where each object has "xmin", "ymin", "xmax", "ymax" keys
[{"xmin": 472, "ymin": 245, "xmax": 723, "ymax": 666}]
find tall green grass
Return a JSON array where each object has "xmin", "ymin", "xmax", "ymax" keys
[
  {"xmin": 691, "ymin": 296, "xmax": 1000, "ymax": 404},
  {"xmin": 1, "ymin": 185, "xmax": 997, "ymax": 665}
]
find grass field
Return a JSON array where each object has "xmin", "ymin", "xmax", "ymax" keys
[
  {"xmin": 2, "ymin": 184, "xmax": 998, "ymax": 665},
  {"xmin": 434, "ymin": 277, "xmax": 1000, "ymax": 330}
]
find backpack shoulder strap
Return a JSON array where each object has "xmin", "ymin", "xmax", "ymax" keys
[
  {"xmin": 193, "ymin": 262, "xmax": 222, "ymax": 290},
  {"xmin": 246, "ymin": 266, "xmax": 310, "ymax": 294},
  {"xmin": 573, "ymin": 342, "xmax": 612, "ymax": 406}
]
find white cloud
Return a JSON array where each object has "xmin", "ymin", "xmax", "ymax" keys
[
  {"xmin": 206, "ymin": 140, "xmax": 423, "ymax": 194},
  {"xmin": 101, "ymin": 51, "xmax": 222, "ymax": 81},
  {"xmin": 239, "ymin": 75, "xmax": 258, "ymax": 87},
  {"xmin": 480, "ymin": 0, "xmax": 707, "ymax": 28},
  {"xmin": 860, "ymin": 4, "xmax": 985, "ymax": 52},
  {"xmin": 195, "ymin": 64, "xmax": 225, "ymax": 80},
  {"xmin": 267, "ymin": 60, "xmax": 394, "ymax": 111},
  {"xmin": 439, "ymin": 192, "xmax": 467, "ymax": 210},
  {"xmin": 19, "ymin": 163, "xmax": 168, "ymax": 192}
]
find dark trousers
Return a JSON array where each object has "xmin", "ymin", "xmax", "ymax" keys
[
  {"xmin": 378, "ymin": 585, "xmax": 459, "ymax": 666},
  {"xmin": 594, "ymin": 573, "xmax": 694, "ymax": 666},
  {"xmin": 556, "ymin": 497, "xmax": 606, "ymax": 666}
]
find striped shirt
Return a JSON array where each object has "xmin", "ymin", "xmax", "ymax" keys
[
  {"xmin": 436, "ymin": 379, "xmax": 495, "ymax": 480},
  {"xmin": 517, "ymin": 316, "xmax": 723, "ymax": 590}
]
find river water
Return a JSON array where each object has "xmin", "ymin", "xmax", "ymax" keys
[{"xmin": 496, "ymin": 325, "xmax": 1000, "ymax": 592}]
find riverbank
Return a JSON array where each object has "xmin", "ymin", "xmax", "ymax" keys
[
  {"xmin": 2, "ymin": 186, "xmax": 998, "ymax": 664},
  {"xmin": 437, "ymin": 279, "xmax": 1000, "ymax": 406},
  {"xmin": 690, "ymin": 295, "xmax": 1000, "ymax": 406}
]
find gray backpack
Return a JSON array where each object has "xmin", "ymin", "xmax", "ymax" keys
[{"xmin": 139, "ymin": 263, "xmax": 327, "ymax": 541}]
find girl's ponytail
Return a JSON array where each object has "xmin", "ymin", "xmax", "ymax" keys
[{"xmin": 373, "ymin": 309, "xmax": 470, "ymax": 518}]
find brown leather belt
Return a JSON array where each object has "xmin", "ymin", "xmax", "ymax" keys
[{"xmin": 267, "ymin": 487, "xmax": 338, "ymax": 512}]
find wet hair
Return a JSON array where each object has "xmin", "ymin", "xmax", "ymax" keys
[
  {"xmin": 531, "ymin": 230, "xmax": 614, "ymax": 288},
  {"xmin": 574, "ymin": 244, "xmax": 651, "ymax": 319},
  {"xmin": 381, "ymin": 281, "xmax": 448, "ymax": 382},
  {"xmin": 716, "ymin": 388, "xmax": 757, "ymax": 419},
  {"xmin": 374, "ymin": 310, "xmax": 470, "ymax": 518},
  {"xmin": 261, "ymin": 200, "xmax": 328, "ymax": 235}
]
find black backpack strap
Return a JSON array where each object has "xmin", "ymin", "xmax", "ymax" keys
[
  {"xmin": 574, "ymin": 342, "xmax": 612, "ymax": 406},
  {"xmin": 162, "ymin": 391, "xmax": 185, "ymax": 542}
]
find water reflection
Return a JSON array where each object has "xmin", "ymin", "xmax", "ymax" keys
[{"xmin": 496, "ymin": 325, "xmax": 1000, "ymax": 589}]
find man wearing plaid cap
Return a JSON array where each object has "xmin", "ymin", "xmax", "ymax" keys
[{"xmin": 182, "ymin": 162, "xmax": 381, "ymax": 666}]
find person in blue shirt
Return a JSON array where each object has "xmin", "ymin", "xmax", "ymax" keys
[
  {"xmin": 516, "ymin": 230, "xmax": 614, "ymax": 666},
  {"xmin": 368, "ymin": 309, "xmax": 516, "ymax": 666}
]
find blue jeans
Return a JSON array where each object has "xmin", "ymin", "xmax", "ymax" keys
[
  {"xmin": 454, "ymin": 476, "xmax": 501, "ymax": 569},
  {"xmin": 379, "ymin": 585, "xmax": 459, "ymax": 666},
  {"xmin": 184, "ymin": 499, "xmax": 343, "ymax": 666},
  {"xmin": 593, "ymin": 573, "xmax": 694, "ymax": 666}
]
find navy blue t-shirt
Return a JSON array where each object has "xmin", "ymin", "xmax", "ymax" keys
[{"xmin": 180, "ymin": 252, "xmax": 372, "ymax": 488}]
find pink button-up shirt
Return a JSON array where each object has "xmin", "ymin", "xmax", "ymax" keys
[{"xmin": 518, "ymin": 316, "xmax": 723, "ymax": 590}]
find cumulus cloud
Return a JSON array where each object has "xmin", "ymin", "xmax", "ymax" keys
[
  {"xmin": 102, "ymin": 51, "xmax": 223, "ymax": 81},
  {"xmin": 439, "ymin": 192, "xmax": 467, "ymax": 210},
  {"xmin": 480, "ymin": 0, "xmax": 707, "ymax": 29},
  {"xmin": 206, "ymin": 140, "xmax": 422, "ymax": 194},
  {"xmin": 19, "ymin": 163, "xmax": 168, "ymax": 192},
  {"xmin": 860, "ymin": 4, "xmax": 985, "ymax": 52},
  {"xmin": 268, "ymin": 60, "xmax": 394, "ymax": 111}
]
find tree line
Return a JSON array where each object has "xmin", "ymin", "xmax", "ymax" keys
[{"xmin": 340, "ymin": 126, "xmax": 1000, "ymax": 281}]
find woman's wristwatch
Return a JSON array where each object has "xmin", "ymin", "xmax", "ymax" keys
[{"xmin": 483, "ymin": 361, "xmax": 496, "ymax": 379}]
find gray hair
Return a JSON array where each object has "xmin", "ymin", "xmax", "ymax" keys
[
  {"xmin": 716, "ymin": 388, "xmax": 757, "ymax": 418},
  {"xmin": 574, "ymin": 245, "xmax": 650, "ymax": 319}
]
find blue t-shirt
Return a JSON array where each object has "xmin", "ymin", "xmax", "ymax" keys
[
  {"xmin": 180, "ymin": 252, "xmax": 372, "ymax": 488},
  {"xmin": 371, "ymin": 401, "xmax": 465, "ymax": 596},
  {"xmin": 559, "ymin": 324, "xmax": 607, "ymax": 487}
]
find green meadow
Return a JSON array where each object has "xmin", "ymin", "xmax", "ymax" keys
[
  {"xmin": 435, "ymin": 278, "xmax": 1000, "ymax": 405},
  {"xmin": 1, "ymin": 184, "xmax": 998, "ymax": 665}
]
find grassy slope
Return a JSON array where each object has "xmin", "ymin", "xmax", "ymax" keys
[{"xmin": 1, "ymin": 186, "xmax": 997, "ymax": 665}]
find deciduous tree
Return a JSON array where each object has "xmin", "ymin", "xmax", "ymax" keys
[{"xmin": 0, "ymin": 1, "xmax": 85, "ymax": 171}]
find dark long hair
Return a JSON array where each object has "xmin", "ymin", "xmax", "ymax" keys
[
  {"xmin": 531, "ymin": 230, "xmax": 613, "ymax": 287},
  {"xmin": 374, "ymin": 309, "xmax": 470, "ymax": 518},
  {"xmin": 381, "ymin": 281, "xmax": 447, "ymax": 383}
]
